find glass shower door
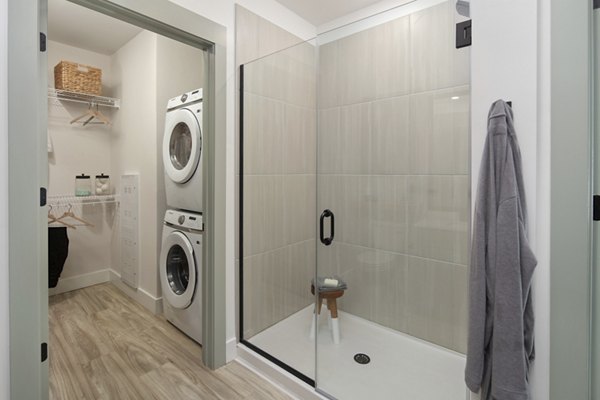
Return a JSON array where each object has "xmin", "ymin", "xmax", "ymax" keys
[
  {"xmin": 314, "ymin": 0, "xmax": 471, "ymax": 398},
  {"xmin": 240, "ymin": 38, "xmax": 318, "ymax": 383}
]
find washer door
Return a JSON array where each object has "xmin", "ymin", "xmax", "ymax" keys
[
  {"xmin": 160, "ymin": 231, "xmax": 197, "ymax": 309},
  {"xmin": 163, "ymin": 108, "xmax": 201, "ymax": 184}
]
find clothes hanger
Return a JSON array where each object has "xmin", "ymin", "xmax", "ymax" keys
[
  {"xmin": 70, "ymin": 102, "xmax": 111, "ymax": 126},
  {"xmin": 48, "ymin": 205, "xmax": 77, "ymax": 229},
  {"xmin": 57, "ymin": 204, "xmax": 94, "ymax": 227}
]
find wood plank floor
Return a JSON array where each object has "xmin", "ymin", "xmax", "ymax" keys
[{"xmin": 49, "ymin": 283, "xmax": 292, "ymax": 400}]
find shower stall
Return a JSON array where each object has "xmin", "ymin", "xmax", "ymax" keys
[{"xmin": 239, "ymin": 0, "xmax": 471, "ymax": 398}]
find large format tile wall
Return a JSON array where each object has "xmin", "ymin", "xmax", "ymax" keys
[
  {"xmin": 317, "ymin": 0, "xmax": 470, "ymax": 353},
  {"xmin": 237, "ymin": 6, "xmax": 317, "ymax": 339}
]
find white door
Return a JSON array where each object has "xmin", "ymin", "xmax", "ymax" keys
[
  {"xmin": 160, "ymin": 231, "xmax": 197, "ymax": 309},
  {"xmin": 163, "ymin": 108, "xmax": 202, "ymax": 184}
]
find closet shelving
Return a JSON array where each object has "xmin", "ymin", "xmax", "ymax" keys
[
  {"xmin": 48, "ymin": 87, "xmax": 121, "ymax": 109},
  {"xmin": 47, "ymin": 194, "xmax": 120, "ymax": 207}
]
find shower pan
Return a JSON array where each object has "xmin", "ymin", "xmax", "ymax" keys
[{"xmin": 239, "ymin": 0, "xmax": 471, "ymax": 398}]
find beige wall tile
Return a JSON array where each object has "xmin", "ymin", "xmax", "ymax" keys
[
  {"xmin": 371, "ymin": 16, "xmax": 411, "ymax": 99},
  {"xmin": 407, "ymin": 175, "xmax": 469, "ymax": 265},
  {"xmin": 318, "ymin": 41, "xmax": 339, "ymax": 108},
  {"xmin": 257, "ymin": 16, "xmax": 304, "ymax": 60},
  {"xmin": 243, "ymin": 175, "xmax": 285, "ymax": 257},
  {"xmin": 282, "ymin": 41, "xmax": 317, "ymax": 108},
  {"xmin": 409, "ymin": 86, "xmax": 470, "ymax": 174},
  {"xmin": 317, "ymin": 107, "xmax": 340, "ymax": 174},
  {"xmin": 283, "ymin": 175, "xmax": 316, "ymax": 245},
  {"xmin": 405, "ymin": 257, "xmax": 468, "ymax": 353},
  {"xmin": 339, "ymin": 103, "xmax": 371, "ymax": 174},
  {"xmin": 336, "ymin": 31, "xmax": 375, "ymax": 105},
  {"xmin": 287, "ymin": 239, "xmax": 316, "ymax": 311},
  {"xmin": 410, "ymin": 1, "xmax": 470, "ymax": 93},
  {"xmin": 235, "ymin": 6, "xmax": 259, "ymax": 67},
  {"xmin": 243, "ymin": 240, "xmax": 316, "ymax": 339},
  {"xmin": 243, "ymin": 93, "xmax": 284, "ymax": 175},
  {"xmin": 370, "ymin": 96, "xmax": 410, "ymax": 174},
  {"xmin": 242, "ymin": 246, "xmax": 289, "ymax": 338},
  {"xmin": 367, "ymin": 176, "xmax": 408, "ymax": 253},
  {"xmin": 283, "ymin": 104, "xmax": 316, "ymax": 174}
]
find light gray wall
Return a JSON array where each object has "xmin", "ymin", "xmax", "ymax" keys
[{"xmin": 317, "ymin": 0, "xmax": 470, "ymax": 353}]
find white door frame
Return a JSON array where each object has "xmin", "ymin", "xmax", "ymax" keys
[{"xmin": 7, "ymin": 1, "xmax": 227, "ymax": 398}]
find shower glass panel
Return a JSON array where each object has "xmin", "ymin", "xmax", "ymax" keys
[
  {"xmin": 315, "ymin": 0, "xmax": 470, "ymax": 398},
  {"xmin": 240, "ymin": 0, "xmax": 470, "ymax": 397},
  {"xmin": 240, "ymin": 39, "xmax": 318, "ymax": 383}
]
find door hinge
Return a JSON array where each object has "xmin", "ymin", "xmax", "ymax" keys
[
  {"xmin": 41, "ymin": 343, "xmax": 47, "ymax": 362},
  {"xmin": 594, "ymin": 195, "xmax": 600, "ymax": 221},
  {"xmin": 40, "ymin": 32, "xmax": 46, "ymax": 52},
  {"xmin": 40, "ymin": 187, "xmax": 47, "ymax": 207},
  {"xmin": 456, "ymin": 20, "xmax": 472, "ymax": 49}
]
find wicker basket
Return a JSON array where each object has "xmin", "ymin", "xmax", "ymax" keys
[{"xmin": 54, "ymin": 61, "xmax": 102, "ymax": 95}]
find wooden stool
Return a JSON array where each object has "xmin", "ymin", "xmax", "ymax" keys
[{"xmin": 309, "ymin": 284, "xmax": 344, "ymax": 344}]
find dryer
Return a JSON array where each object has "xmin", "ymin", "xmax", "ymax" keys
[
  {"xmin": 159, "ymin": 209, "xmax": 203, "ymax": 344},
  {"xmin": 163, "ymin": 88, "xmax": 203, "ymax": 213}
]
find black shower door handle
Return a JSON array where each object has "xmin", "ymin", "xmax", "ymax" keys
[{"xmin": 319, "ymin": 209, "xmax": 334, "ymax": 246}]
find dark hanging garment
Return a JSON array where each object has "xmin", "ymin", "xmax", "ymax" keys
[{"xmin": 48, "ymin": 227, "xmax": 69, "ymax": 288}]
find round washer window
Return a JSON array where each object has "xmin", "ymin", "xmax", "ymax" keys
[
  {"xmin": 166, "ymin": 245, "xmax": 189, "ymax": 295},
  {"xmin": 169, "ymin": 122, "xmax": 193, "ymax": 170}
]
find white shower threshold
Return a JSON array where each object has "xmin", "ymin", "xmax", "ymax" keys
[{"xmin": 244, "ymin": 305, "xmax": 467, "ymax": 400}]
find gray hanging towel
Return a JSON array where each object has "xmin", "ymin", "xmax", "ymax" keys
[{"xmin": 465, "ymin": 100, "xmax": 537, "ymax": 400}]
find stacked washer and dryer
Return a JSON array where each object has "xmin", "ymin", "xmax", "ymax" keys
[{"xmin": 159, "ymin": 88, "xmax": 204, "ymax": 344}]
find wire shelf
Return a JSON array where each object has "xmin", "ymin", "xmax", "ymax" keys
[
  {"xmin": 48, "ymin": 88, "xmax": 121, "ymax": 109},
  {"xmin": 47, "ymin": 194, "xmax": 120, "ymax": 207}
]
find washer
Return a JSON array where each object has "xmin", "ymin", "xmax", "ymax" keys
[
  {"xmin": 159, "ymin": 209, "xmax": 203, "ymax": 344},
  {"xmin": 163, "ymin": 88, "xmax": 203, "ymax": 213}
]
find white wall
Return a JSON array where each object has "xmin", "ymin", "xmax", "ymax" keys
[
  {"xmin": 168, "ymin": 0, "xmax": 316, "ymax": 362},
  {"xmin": 0, "ymin": 0, "xmax": 9, "ymax": 396},
  {"xmin": 110, "ymin": 31, "xmax": 159, "ymax": 298},
  {"xmin": 470, "ymin": 0, "xmax": 550, "ymax": 399},
  {"xmin": 47, "ymin": 41, "xmax": 115, "ymax": 291}
]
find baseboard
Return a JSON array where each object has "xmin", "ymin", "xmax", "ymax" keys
[
  {"xmin": 236, "ymin": 344, "xmax": 326, "ymax": 400},
  {"xmin": 226, "ymin": 337, "xmax": 237, "ymax": 362},
  {"xmin": 49, "ymin": 269, "xmax": 110, "ymax": 296},
  {"xmin": 109, "ymin": 269, "xmax": 163, "ymax": 315}
]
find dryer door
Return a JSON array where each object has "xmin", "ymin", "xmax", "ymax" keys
[
  {"xmin": 160, "ymin": 231, "xmax": 197, "ymax": 309},
  {"xmin": 163, "ymin": 108, "xmax": 202, "ymax": 184}
]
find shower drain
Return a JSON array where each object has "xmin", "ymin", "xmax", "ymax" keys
[{"xmin": 353, "ymin": 353, "xmax": 371, "ymax": 365}]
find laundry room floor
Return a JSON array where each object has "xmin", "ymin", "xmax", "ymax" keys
[{"xmin": 49, "ymin": 283, "xmax": 291, "ymax": 400}]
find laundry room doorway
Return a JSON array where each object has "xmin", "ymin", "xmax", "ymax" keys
[{"xmin": 6, "ymin": 1, "xmax": 227, "ymax": 398}]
